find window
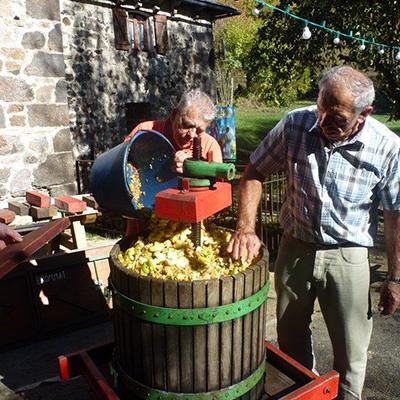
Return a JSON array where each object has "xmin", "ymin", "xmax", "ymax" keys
[{"xmin": 128, "ymin": 15, "xmax": 149, "ymax": 51}]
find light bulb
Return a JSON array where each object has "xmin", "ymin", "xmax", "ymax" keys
[
  {"xmin": 302, "ymin": 26, "xmax": 312, "ymax": 40},
  {"xmin": 359, "ymin": 43, "xmax": 366, "ymax": 51},
  {"xmin": 396, "ymin": 51, "xmax": 400, "ymax": 61},
  {"xmin": 252, "ymin": 7, "xmax": 260, "ymax": 16},
  {"xmin": 333, "ymin": 37, "xmax": 340, "ymax": 45}
]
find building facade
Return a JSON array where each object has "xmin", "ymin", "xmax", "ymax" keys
[{"xmin": 0, "ymin": 0, "xmax": 238, "ymax": 199}]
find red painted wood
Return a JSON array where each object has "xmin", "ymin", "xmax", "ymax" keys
[
  {"xmin": 26, "ymin": 191, "xmax": 51, "ymax": 208},
  {"xmin": 80, "ymin": 352, "xmax": 120, "ymax": 400},
  {"xmin": 0, "ymin": 218, "xmax": 70, "ymax": 279},
  {"xmin": 155, "ymin": 182, "xmax": 232, "ymax": 222},
  {"xmin": 55, "ymin": 196, "xmax": 87, "ymax": 213},
  {"xmin": 0, "ymin": 209, "xmax": 16, "ymax": 224},
  {"xmin": 280, "ymin": 371, "xmax": 339, "ymax": 400},
  {"xmin": 58, "ymin": 355, "xmax": 70, "ymax": 381}
]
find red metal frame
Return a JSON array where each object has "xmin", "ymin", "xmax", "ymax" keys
[
  {"xmin": 58, "ymin": 340, "xmax": 338, "ymax": 400},
  {"xmin": 155, "ymin": 182, "xmax": 232, "ymax": 223}
]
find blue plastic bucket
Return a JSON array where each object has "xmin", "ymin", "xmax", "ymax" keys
[{"xmin": 89, "ymin": 130, "xmax": 177, "ymax": 217}]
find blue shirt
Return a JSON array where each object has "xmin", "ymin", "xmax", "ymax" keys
[{"xmin": 250, "ymin": 106, "xmax": 400, "ymax": 246}]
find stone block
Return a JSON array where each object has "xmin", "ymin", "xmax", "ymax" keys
[
  {"xmin": 49, "ymin": 182, "xmax": 77, "ymax": 197},
  {"xmin": 29, "ymin": 136, "xmax": 49, "ymax": 153},
  {"xmin": 10, "ymin": 115, "xmax": 26, "ymax": 126},
  {"xmin": 8, "ymin": 201, "xmax": 30, "ymax": 216},
  {"xmin": 53, "ymin": 128, "xmax": 73, "ymax": 152},
  {"xmin": 7, "ymin": 104, "xmax": 24, "ymax": 113},
  {"xmin": 0, "ymin": 107, "xmax": 5, "ymax": 129},
  {"xmin": 35, "ymin": 85, "xmax": 54, "ymax": 102},
  {"xmin": 25, "ymin": 52, "xmax": 65, "ymax": 77},
  {"xmin": 0, "ymin": 48, "xmax": 25, "ymax": 61},
  {"xmin": 30, "ymin": 205, "xmax": 58, "ymax": 221},
  {"xmin": 28, "ymin": 104, "xmax": 69, "ymax": 127},
  {"xmin": 26, "ymin": 0, "xmax": 60, "ymax": 21},
  {"xmin": 33, "ymin": 152, "xmax": 75, "ymax": 186},
  {"xmin": 24, "ymin": 154, "xmax": 39, "ymax": 164},
  {"xmin": 82, "ymin": 195, "xmax": 98, "ymax": 209},
  {"xmin": 0, "ymin": 168, "xmax": 11, "ymax": 181},
  {"xmin": 6, "ymin": 62, "xmax": 21, "ymax": 75},
  {"xmin": 0, "ymin": 209, "xmax": 15, "ymax": 224},
  {"xmin": 26, "ymin": 190, "xmax": 51, "ymax": 207},
  {"xmin": 48, "ymin": 24, "xmax": 63, "ymax": 52},
  {"xmin": 0, "ymin": 76, "xmax": 34, "ymax": 102},
  {"xmin": 0, "ymin": 135, "xmax": 21, "ymax": 155},
  {"xmin": 55, "ymin": 196, "xmax": 86, "ymax": 213},
  {"xmin": 22, "ymin": 31, "xmax": 46, "ymax": 49},
  {"xmin": 55, "ymin": 79, "xmax": 67, "ymax": 103}
]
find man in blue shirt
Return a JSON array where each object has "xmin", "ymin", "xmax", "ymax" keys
[{"xmin": 227, "ymin": 65, "xmax": 400, "ymax": 400}]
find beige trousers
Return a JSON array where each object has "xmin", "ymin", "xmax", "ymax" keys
[{"xmin": 274, "ymin": 234, "xmax": 373, "ymax": 400}]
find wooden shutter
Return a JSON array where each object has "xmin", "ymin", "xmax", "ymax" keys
[
  {"xmin": 154, "ymin": 15, "xmax": 168, "ymax": 55},
  {"xmin": 112, "ymin": 8, "xmax": 130, "ymax": 51}
]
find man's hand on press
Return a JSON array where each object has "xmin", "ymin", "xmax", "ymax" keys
[
  {"xmin": 226, "ymin": 227, "xmax": 261, "ymax": 263},
  {"xmin": 379, "ymin": 280, "xmax": 400, "ymax": 316},
  {"xmin": 0, "ymin": 222, "xmax": 23, "ymax": 251},
  {"xmin": 174, "ymin": 150, "xmax": 191, "ymax": 174}
]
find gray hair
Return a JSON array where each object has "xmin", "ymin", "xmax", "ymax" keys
[
  {"xmin": 176, "ymin": 89, "xmax": 216, "ymax": 121},
  {"xmin": 319, "ymin": 65, "xmax": 375, "ymax": 114}
]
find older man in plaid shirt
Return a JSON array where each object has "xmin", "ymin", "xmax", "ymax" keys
[{"xmin": 228, "ymin": 65, "xmax": 400, "ymax": 400}]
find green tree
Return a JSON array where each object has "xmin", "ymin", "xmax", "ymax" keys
[{"xmin": 247, "ymin": 1, "xmax": 400, "ymax": 117}]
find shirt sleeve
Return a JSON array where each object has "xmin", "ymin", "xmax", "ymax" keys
[
  {"xmin": 201, "ymin": 134, "xmax": 223, "ymax": 163},
  {"xmin": 124, "ymin": 122, "xmax": 149, "ymax": 143},
  {"xmin": 249, "ymin": 113, "xmax": 288, "ymax": 177},
  {"xmin": 380, "ymin": 147, "xmax": 400, "ymax": 210}
]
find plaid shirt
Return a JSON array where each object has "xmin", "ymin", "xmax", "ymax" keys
[{"xmin": 250, "ymin": 106, "xmax": 400, "ymax": 246}]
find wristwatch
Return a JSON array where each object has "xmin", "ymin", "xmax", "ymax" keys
[{"xmin": 387, "ymin": 275, "xmax": 400, "ymax": 284}]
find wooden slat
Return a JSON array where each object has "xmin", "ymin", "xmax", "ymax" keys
[
  {"xmin": 164, "ymin": 280, "xmax": 180, "ymax": 392},
  {"xmin": 232, "ymin": 273, "xmax": 244, "ymax": 384},
  {"xmin": 119, "ymin": 267, "xmax": 131, "ymax": 373},
  {"xmin": 151, "ymin": 278, "xmax": 166, "ymax": 389},
  {"xmin": 178, "ymin": 281, "xmax": 193, "ymax": 392},
  {"xmin": 220, "ymin": 276, "xmax": 233, "ymax": 388},
  {"xmin": 111, "ymin": 264, "xmax": 123, "ymax": 372},
  {"xmin": 258, "ymin": 258, "xmax": 268, "ymax": 399},
  {"xmin": 207, "ymin": 279, "xmax": 220, "ymax": 391},
  {"xmin": 241, "ymin": 267, "xmax": 254, "ymax": 400},
  {"xmin": 249, "ymin": 264, "xmax": 261, "ymax": 400},
  {"xmin": 193, "ymin": 280, "xmax": 207, "ymax": 392},
  {"xmin": 139, "ymin": 276, "xmax": 153, "ymax": 387},
  {"xmin": 0, "ymin": 218, "xmax": 71, "ymax": 279},
  {"xmin": 128, "ymin": 272, "xmax": 142, "ymax": 380},
  {"xmin": 258, "ymin": 258, "xmax": 268, "ymax": 366}
]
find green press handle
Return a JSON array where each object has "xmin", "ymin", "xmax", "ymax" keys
[{"xmin": 183, "ymin": 159, "xmax": 235, "ymax": 180}]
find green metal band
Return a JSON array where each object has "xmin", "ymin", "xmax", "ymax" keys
[
  {"xmin": 115, "ymin": 360, "xmax": 266, "ymax": 399},
  {"xmin": 110, "ymin": 280, "xmax": 269, "ymax": 326}
]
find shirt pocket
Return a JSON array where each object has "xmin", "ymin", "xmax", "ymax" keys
[{"xmin": 341, "ymin": 168, "xmax": 380, "ymax": 203}]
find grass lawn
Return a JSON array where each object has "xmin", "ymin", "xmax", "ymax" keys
[{"xmin": 235, "ymin": 102, "xmax": 400, "ymax": 164}]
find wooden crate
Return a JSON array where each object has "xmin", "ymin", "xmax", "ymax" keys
[{"xmin": 0, "ymin": 245, "xmax": 113, "ymax": 349}]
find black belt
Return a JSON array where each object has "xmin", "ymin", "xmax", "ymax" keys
[{"xmin": 284, "ymin": 234, "xmax": 364, "ymax": 250}]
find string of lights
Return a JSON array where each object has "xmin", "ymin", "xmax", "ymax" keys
[{"xmin": 252, "ymin": 0, "xmax": 400, "ymax": 61}]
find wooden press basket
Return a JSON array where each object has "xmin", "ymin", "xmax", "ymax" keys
[{"xmin": 109, "ymin": 235, "xmax": 269, "ymax": 400}]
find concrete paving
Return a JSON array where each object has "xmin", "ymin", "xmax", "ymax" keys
[{"xmin": 0, "ymin": 253, "xmax": 398, "ymax": 400}]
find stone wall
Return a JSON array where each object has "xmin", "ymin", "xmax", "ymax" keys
[
  {"xmin": 0, "ymin": 0, "xmax": 76, "ymax": 200},
  {"xmin": 0, "ymin": 0, "xmax": 217, "ymax": 200},
  {"xmin": 60, "ymin": 0, "xmax": 216, "ymax": 158}
]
